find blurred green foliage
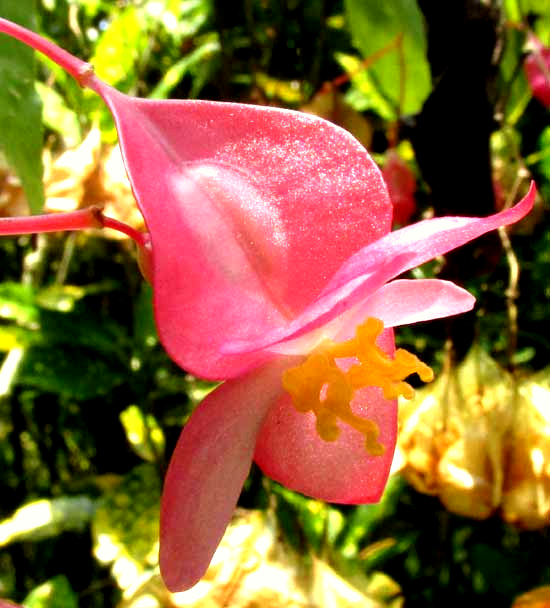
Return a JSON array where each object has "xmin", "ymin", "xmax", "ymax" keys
[
  {"xmin": 0, "ymin": 0, "xmax": 44, "ymax": 213},
  {"xmin": 1, "ymin": 0, "xmax": 550, "ymax": 607}
]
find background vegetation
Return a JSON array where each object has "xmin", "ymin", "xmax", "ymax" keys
[{"xmin": 1, "ymin": 0, "xmax": 550, "ymax": 606}]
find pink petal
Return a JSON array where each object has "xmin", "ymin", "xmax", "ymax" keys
[
  {"xmin": 254, "ymin": 330, "xmax": 396, "ymax": 503},
  {"xmin": 225, "ymin": 183, "xmax": 535, "ymax": 355},
  {"xmin": 159, "ymin": 358, "xmax": 288, "ymax": 592},
  {"xmin": 346, "ymin": 279, "xmax": 475, "ymax": 330},
  {"xmin": 253, "ymin": 279, "xmax": 474, "ymax": 357},
  {"xmin": 86, "ymin": 81, "xmax": 391, "ymax": 379}
]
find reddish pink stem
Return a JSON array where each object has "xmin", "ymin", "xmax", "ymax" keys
[
  {"xmin": 0, "ymin": 17, "xmax": 93, "ymax": 86},
  {"xmin": 0, "ymin": 207, "xmax": 103, "ymax": 235},
  {"xmin": 102, "ymin": 216, "xmax": 150, "ymax": 249},
  {"xmin": 0, "ymin": 207, "xmax": 150, "ymax": 250}
]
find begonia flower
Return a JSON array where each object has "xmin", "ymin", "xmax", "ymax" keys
[
  {"xmin": 0, "ymin": 18, "xmax": 536, "ymax": 592},
  {"xmin": 524, "ymin": 34, "xmax": 550, "ymax": 108}
]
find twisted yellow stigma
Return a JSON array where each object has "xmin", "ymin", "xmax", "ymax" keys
[{"xmin": 282, "ymin": 318, "xmax": 433, "ymax": 455}]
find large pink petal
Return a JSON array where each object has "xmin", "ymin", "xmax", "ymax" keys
[
  {"xmin": 159, "ymin": 358, "xmax": 289, "ymax": 592},
  {"xmin": 0, "ymin": 20, "xmax": 391, "ymax": 379},
  {"xmin": 254, "ymin": 330, "xmax": 396, "ymax": 503},
  {"xmin": 87, "ymin": 81, "xmax": 391, "ymax": 379},
  {"xmin": 225, "ymin": 183, "xmax": 535, "ymax": 355}
]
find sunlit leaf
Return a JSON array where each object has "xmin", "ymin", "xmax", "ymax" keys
[
  {"xmin": 91, "ymin": 6, "xmax": 146, "ymax": 91},
  {"xmin": 0, "ymin": 496, "xmax": 95, "ymax": 546},
  {"xmin": 499, "ymin": 28, "xmax": 531, "ymax": 125},
  {"xmin": 35, "ymin": 285, "xmax": 86, "ymax": 312},
  {"xmin": 0, "ymin": 282, "xmax": 39, "ymax": 326},
  {"xmin": 23, "ymin": 575, "xmax": 78, "ymax": 608},
  {"xmin": 120, "ymin": 405, "xmax": 165, "ymax": 462},
  {"xmin": 149, "ymin": 37, "xmax": 220, "ymax": 100},
  {"xmin": 35, "ymin": 82, "xmax": 81, "ymax": 147},
  {"xmin": 0, "ymin": 325, "xmax": 34, "ymax": 351},
  {"xmin": 336, "ymin": 53, "xmax": 396, "ymax": 121},
  {"xmin": 343, "ymin": 0, "xmax": 431, "ymax": 116}
]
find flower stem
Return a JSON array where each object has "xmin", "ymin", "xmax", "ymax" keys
[
  {"xmin": 101, "ymin": 216, "xmax": 150, "ymax": 249},
  {"xmin": 0, "ymin": 207, "xmax": 103, "ymax": 235},
  {"xmin": 0, "ymin": 17, "xmax": 93, "ymax": 86}
]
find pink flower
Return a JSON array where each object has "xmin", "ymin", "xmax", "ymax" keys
[
  {"xmin": 0, "ymin": 18, "xmax": 536, "ymax": 592},
  {"xmin": 524, "ymin": 35, "xmax": 550, "ymax": 108}
]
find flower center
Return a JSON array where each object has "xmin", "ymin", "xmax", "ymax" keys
[{"xmin": 281, "ymin": 317, "xmax": 433, "ymax": 455}]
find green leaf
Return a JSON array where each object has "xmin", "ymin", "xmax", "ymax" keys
[
  {"xmin": 91, "ymin": 5, "xmax": 147, "ymax": 91},
  {"xmin": 0, "ymin": 282, "xmax": 39, "ymax": 325},
  {"xmin": 499, "ymin": 29, "xmax": 531, "ymax": 125},
  {"xmin": 0, "ymin": 1, "xmax": 44, "ymax": 213},
  {"xmin": 132, "ymin": 283, "xmax": 158, "ymax": 350},
  {"xmin": 35, "ymin": 82, "xmax": 81, "ymax": 147},
  {"xmin": 23, "ymin": 575, "xmax": 78, "ymax": 608},
  {"xmin": 37, "ymin": 306, "xmax": 129, "ymax": 360},
  {"xmin": 0, "ymin": 325, "xmax": 36, "ymax": 351},
  {"xmin": 343, "ymin": 0, "xmax": 431, "ymax": 117},
  {"xmin": 149, "ymin": 36, "xmax": 220, "ymax": 100},
  {"xmin": 336, "ymin": 53, "xmax": 396, "ymax": 121},
  {"xmin": 538, "ymin": 126, "xmax": 550, "ymax": 178},
  {"xmin": 18, "ymin": 345, "xmax": 127, "ymax": 399}
]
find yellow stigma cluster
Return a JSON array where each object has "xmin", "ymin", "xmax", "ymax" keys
[{"xmin": 282, "ymin": 318, "xmax": 434, "ymax": 455}]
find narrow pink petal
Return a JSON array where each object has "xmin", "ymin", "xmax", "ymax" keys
[
  {"xmin": 267, "ymin": 279, "xmax": 475, "ymax": 356},
  {"xmin": 225, "ymin": 183, "xmax": 535, "ymax": 355},
  {"xmin": 159, "ymin": 358, "xmax": 288, "ymax": 592},
  {"xmin": 345, "ymin": 279, "xmax": 475, "ymax": 330},
  {"xmin": 87, "ymin": 81, "xmax": 391, "ymax": 379},
  {"xmin": 254, "ymin": 330, "xmax": 396, "ymax": 503},
  {"xmin": 321, "ymin": 182, "xmax": 535, "ymax": 297}
]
